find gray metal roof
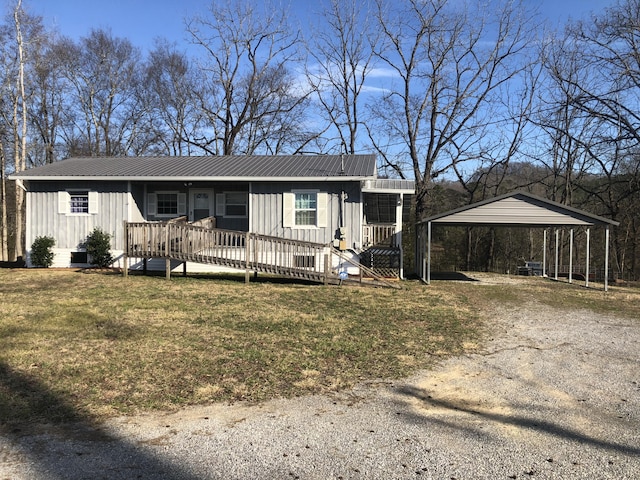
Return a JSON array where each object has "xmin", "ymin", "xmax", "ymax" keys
[
  {"xmin": 419, "ymin": 191, "xmax": 618, "ymax": 227},
  {"xmin": 11, "ymin": 155, "xmax": 377, "ymax": 181},
  {"xmin": 361, "ymin": 178, "xmax": 415, "ymax": 193}
]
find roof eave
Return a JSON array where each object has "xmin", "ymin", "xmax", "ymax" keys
[{"xmin": 9, "ymin": 175, "xmax": 375, "ymax": 182}]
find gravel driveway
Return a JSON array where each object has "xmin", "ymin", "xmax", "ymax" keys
[{"xmin": 2, "ymin": 286, "xmax": 639, "ymax": 479}]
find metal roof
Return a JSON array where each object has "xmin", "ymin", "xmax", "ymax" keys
[
  {"xmin": 361, "ymin": 178, "xmax": 415, "ymax": 193},
  {"xmin": 10, "ymin": 155, "xmax": 378, "ymax": 181},
  {"xmin": 419, "ymin": 191, "xmax": 619, "ymax": 227}
]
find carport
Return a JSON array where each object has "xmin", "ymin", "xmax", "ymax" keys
[{"xmin": 416, "ymin": 191, "xmax": 620, "ymax": 291}]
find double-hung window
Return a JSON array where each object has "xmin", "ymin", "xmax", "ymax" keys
[
  {"xmin": 283, "ymin": 190, "xmax": 327, "ymax": 228},
  {"xmin": 156, "ymin": 193, "xmax": 178, "ymax": 216},
  {"xmin": 215, "ymin": 192, "xmax": 248, "ymax": 217},
  {"xmin": 147, "ymin": 191, "xmax": 186, "ymax": 218},
  {"xmin": 294, "ymin": 192, "xmax": 317, "ymax": 226}
]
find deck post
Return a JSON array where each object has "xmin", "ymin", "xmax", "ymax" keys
[
  {"xmin": 245, "ymin": 233, "xmax": 251, "ymax": 283},
  {"xmin": 166, "ymin": 258, "xmax": 171, "ymax": 280},
  {"xmin": 123, "ymin": 220, "xmax": 128, "ymax": 278},
  {"xmin": 324, "ymin": 254, "xmax": 329, "ymax": 285}
]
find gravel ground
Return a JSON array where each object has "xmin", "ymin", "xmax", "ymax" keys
[{"xmin": 1, "ymin": 285, "xmax": 639, "ymax": 479}]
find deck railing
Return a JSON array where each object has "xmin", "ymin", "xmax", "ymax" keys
[
  {"xmin": 124, "ymin": 220, "xmax": 334, "ymax": 282},
  {"xmin": 362, "ymin": 223, "xmax": 397, "ymax": 247}
]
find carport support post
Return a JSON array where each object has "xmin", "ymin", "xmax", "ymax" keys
[
  {"xmin": 604, "ymin": 226, "xmax": 610, "ymax": 291},
  {"xmin": 542, "ymin": 229, "xmax": 547, "ymax": 277},
  {"xmin": 568, "ymin": 228, "xmax": 574, "ymax": 284},
  {"xmin": 554, "ymin": 229, "xmax": 559, "ymax": 280},
  {"xmin": 585, "ymin": 228, "xmax": 590, "ymax": 288},
  {"xmin": 427, "ymin": 221, "xmax": 432, "ymax": 285}
]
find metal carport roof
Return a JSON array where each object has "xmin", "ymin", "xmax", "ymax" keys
[{"xmin": 416, "ymin": 191, "xmax": 619, "ymax": 290}]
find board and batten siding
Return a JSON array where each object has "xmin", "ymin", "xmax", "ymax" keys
[
  {"xmin": 251, "ymin": 182, "xmax": 362, "ymax": 248},
  {"xmin": 26, "ymin": 181, "xmax": 143, "ymax": 267}
]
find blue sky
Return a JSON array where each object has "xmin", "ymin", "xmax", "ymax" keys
[{"xmin": 20, "ymin": 0, "xmax": 616, "ymax": 54}]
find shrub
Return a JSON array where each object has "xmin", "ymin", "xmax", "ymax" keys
[
  {"xmin": 84, "ymin": 228, "xmax": 114, "ymax": 268},
  {"xmin": 31, "ymin": 236, "xmax": 56, "ymax": 267}
]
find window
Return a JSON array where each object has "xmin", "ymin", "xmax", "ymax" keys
[
  {"xmin": 70, "ymin": 191, "xmax": 89, "ymax": 213},
  {"xmin": 58, "ymin": 191, "xmax": 98, "ymax": 215},
  {"xmin": 147, "ymin": 192, "xmax": 186, "ymax": 218},
  {"xmin": 70, "ymin": 251, "xmax": 88, "ymax": 264},
  {"xmin": 225, "ymin": 192, "xmax": 247, "ymax": 217},
  {"xmin": 295, "ymin": 192, "xmax": 317, "ymax": 226},
  {"xmin": 283, "ymin": 191, "xmax": 328, "ymax": 228},
  {"xmin": 216, "ymin": 192, "xmax": 248, "ymax": 217},
  {"xmin": 157, "ymin": 193, "xmax": 178, "ymax": 215}
]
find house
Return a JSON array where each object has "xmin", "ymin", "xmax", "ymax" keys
[{"xmin": 11, "ymin": 155, "xmax": 414, "ymax": 280}]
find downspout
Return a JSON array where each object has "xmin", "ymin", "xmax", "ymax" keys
[{"xmin": 248, "ymin": 182, "xmax": 253, "ymax": 234}]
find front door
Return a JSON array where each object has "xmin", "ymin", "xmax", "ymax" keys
[{"xmin": 189, "ymin": 189, "xmax": 214, "ymax": 221}]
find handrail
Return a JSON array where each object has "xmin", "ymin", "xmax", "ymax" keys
[
  {"xmin": 331, "ymin": 248, "xmax": 401, "ymax": 289},
  {"xmin": 124, "ymin": 221, "xmax": 338, "ymax": 284}
]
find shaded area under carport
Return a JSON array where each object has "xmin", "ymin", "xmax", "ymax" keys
[{"xmin": 416, "ymin": 190, "xmax": 619, "ymax": 290}]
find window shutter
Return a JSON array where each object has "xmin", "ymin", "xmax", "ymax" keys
[
  {"xmin": 58, "ymin": 191, "xmax": 70, "ymax": 214},
  {"xmin": 215, "ymin": 193, "xmax": 226, "ymax": 216},
  {"xmin": 316, "ymin": 192, "xmax": 328, "ymax": 228},
  {"xmin": 178, "ymin": 193, "xmax": 187, "ymax": 215},
  {"xmin": 88, "ymin": 191, "xmax": 99, "ymax": 214},
  {"xmin": 147, "ymin": 193, "xmax": 157, "ymax": 216},
  {"xmin": 283, "ymin": 192, "xmax": 294, "ymax": 227}
]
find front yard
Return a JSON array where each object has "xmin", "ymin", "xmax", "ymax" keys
[
  {"xmin": 2, "ymin": 269, "xmax": 638, "ymax": 426},
  {"xmin": 0, "ymin": 269, "xmax": 480, "ymax": 423}
]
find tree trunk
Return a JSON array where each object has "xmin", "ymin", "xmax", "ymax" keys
[
  {"xmin": 0, "ymin": 140, "xmax": 8, "ymax": 261},
  {"xmin": 13, "ymin": 0, "xmax": 27, "ymax": 260}
]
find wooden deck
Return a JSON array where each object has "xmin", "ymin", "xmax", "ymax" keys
[{"xmin": 123, "ymin": 220, "xmax": 398, "ymax": 288}]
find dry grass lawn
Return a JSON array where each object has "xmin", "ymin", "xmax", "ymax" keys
[
  {"xmin": 0, "ymin": 269, "xmax": 479, "ymax": 424},
  {"xmin": 1, "ymin": 269, "xmax": 637, "ymax": 426}
]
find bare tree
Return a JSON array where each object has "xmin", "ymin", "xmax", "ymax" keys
[
  {"xmin": 370, "ymin": 0, "xmax": 537, "ymax": 220},
  {"xmin": 538, "ymin": 0, "xmax": 640, "ymax": 277},
  {"xmin": 306, "ymin": 0, "xmax": 379, "ymax": 155},
  {"xmin": 57, "ymin": 29, "xmax": 142, "ymax": 157},
  {"xmin": 186, "ymin": 0, "xmax": 316, "ymax": 155},
  {"xmin": 27, "ymin": 33, "xmax": 67, "ymax": 165},
  {"xmin": 0, "ymin": 119, "xmax": 8, "ymax": 261},
  {"xmin": 140, "ymin": 40, "xmax": 204, "ymax": 156}
]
